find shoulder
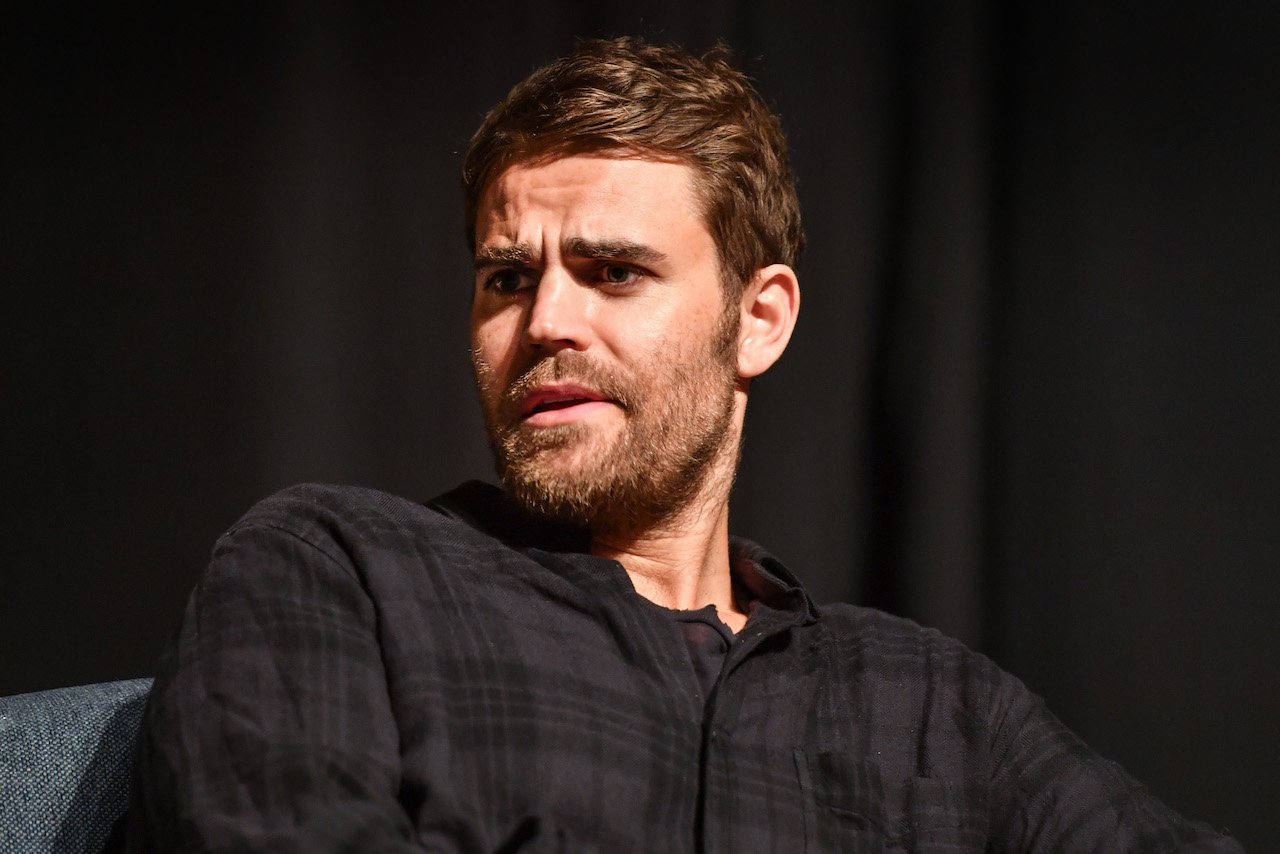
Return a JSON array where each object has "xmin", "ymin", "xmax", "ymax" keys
[
  {"xmin": 210, "ymin": 482, "xmax": 502, "ymax": 580},
  {"xmin": 811, "ymin": 603, "xmax": 1020, "ymax": 747},
  {"xmin": 233, "ymin": 480, "xmax": 515, "ymax": 539},
  {"xmin": 231, "ymin": 482, "xmax": 440, "ymax": 535},
  {"xmin": 815, "ymin": 601, "xmax": 999, "ymax": 676}
]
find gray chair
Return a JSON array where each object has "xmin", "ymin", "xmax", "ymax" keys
[{"xmin": 0, "ymin": 678, "xmax": 152, "ymax": 853}]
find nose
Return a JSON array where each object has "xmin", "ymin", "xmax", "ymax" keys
[{"xmin": 523, "ymin": 269, "xmax": 591, "ymax": 353}]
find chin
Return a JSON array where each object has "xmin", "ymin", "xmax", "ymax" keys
[
  {"xmin": 506, "ymin": 452, "xmax": 611, "ymax": 500},
  {"xmin": 501, "ymin": 470, "xmax": 604, "ymax": 527},
  {"xmin": 514, "ymin": 421, "xmax": 620, "ymax": 465},
  {"xmin": 499, "ymin": 446, "xmax": 637, "ymax": 527}
]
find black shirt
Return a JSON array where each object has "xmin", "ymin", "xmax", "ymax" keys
[
  {"xmin": 126, "ymin": 481, "xmax": 1241, "ymax": 852},
  {"xmin": 667, "ymin": 604, "xmax": 734, "ymax": 706}
]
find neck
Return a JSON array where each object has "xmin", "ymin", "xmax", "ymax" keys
[{"xmin": 589, "ymin": 444, "xmax": 746, "ymax": 633}]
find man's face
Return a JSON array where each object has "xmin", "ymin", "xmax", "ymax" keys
[{"xmin": 470, "ymin": 154, "xmax": 740, "ymax": 534}]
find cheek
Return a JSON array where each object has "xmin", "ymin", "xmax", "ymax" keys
[
  {"xmin": 639, "ymin": 299, "xmax": 720, "ymax": 351},
  {"xmin": 471, "ymin": 314, "xmax": 523, "ymax": 377}
]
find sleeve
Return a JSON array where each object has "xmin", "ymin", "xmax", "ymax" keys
[
  {"xmin": 124, "ymin": 520, "xmax": 424, "ymax": 852},
  {"xmin": 983, "ymin": 672, "xmax": 1245, "ymax": 853}
]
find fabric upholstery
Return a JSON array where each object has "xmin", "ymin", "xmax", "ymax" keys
[{"xmin": 0, "ymin": 678, "xmax": 152, "ymax": 853}]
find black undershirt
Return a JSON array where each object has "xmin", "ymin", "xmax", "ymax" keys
[{"xmin": 666, "ymin": 605, "xmax": 735, "ymax": 707}]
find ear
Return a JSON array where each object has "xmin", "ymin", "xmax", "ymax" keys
[{"xmin": 736, "ymin": 264, "xmax": 800, "ymax": 380}]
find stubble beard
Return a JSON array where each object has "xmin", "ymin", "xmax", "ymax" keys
[{"xmin": 472, "ymin": 315, "xmax": 740, "ymax": 539}]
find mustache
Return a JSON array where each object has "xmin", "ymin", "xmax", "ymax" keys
[{"xmin": 502, "ymin": 352, "xmax": 635, "ymax": 413}]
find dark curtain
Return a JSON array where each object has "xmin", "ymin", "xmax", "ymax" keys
[{"xmin": 8, "ymin": 3, "xmax": 1277, "ymax": 846}]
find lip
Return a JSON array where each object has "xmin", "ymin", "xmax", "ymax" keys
[{"xmin": 518, "ymin": 383, "xmax": 616, "ymax": 425}]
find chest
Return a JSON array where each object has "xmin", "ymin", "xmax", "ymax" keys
[{"xmin": 374, "ymin": 576, "xmax": 990, "ymax": 852}]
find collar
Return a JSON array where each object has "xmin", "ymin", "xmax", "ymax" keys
[
  {"xmin": 427, "ymin": 480, "xmax": 821, "ymax": 625},
  {"xmin": 728, "ymin": 535, "xmax": 821, "ymax": 625},
  {"xmin": 426, "ymin": 479, "xmax": 590, "ymax": 552}
]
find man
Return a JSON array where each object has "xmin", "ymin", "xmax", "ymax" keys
[{"xmin": 127, "ymin": 38, "xmax": 1241, "ymax": 851}]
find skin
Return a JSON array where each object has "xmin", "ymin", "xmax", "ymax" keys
[{"xmin": 471, "ymin": 154, "xmax": 799, "ymax": 632}]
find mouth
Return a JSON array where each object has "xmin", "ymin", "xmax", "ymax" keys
[{"xmin": 518, "ymin": 384, "xmax": 616, "ymax": 425}]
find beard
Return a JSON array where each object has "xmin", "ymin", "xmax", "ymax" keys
[{"xmin": 472, "ymin": 315, "xmax": 740, "ymax": 538}]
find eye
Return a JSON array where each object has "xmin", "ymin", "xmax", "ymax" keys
[
  {"xmin": 599, "ymin": 264, "xmax": 640, "ymax": 287},
  {"xmin": 484, "ymin": 268, "xmax": 533, "ymax": 295}
]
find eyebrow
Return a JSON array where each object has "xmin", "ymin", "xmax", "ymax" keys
[
  {"xmin": 474, "ymin": 244, "xmax": 534, "ymax": 270},
  {"xmin": 565, "ymin": 237, "xmax": 667, "ymax": 266},
  {"xmin": 473, "ymin": 237, "xmax": 669, "ymax": 271}
]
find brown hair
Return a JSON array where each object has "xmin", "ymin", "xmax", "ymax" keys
[{"xmin": 462, "ymin": 37, "xmax": 804, "ymax": 295}]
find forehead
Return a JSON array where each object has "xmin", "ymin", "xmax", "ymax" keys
[{"xmin": 475, "ymin": 155, "xmax": 709, "ymax": 251}]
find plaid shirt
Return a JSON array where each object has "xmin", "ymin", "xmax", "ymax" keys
[{"xmin": 126, "ymin": 482, "xmax": 1240, "ymax": 852}]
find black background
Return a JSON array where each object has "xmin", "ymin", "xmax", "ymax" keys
[{"xmin": 7, "ymin": 2, "xmax": 1277, "ymax": 846}]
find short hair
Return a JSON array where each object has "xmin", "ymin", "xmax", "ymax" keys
[{"xmin": 463, "ymin": 37, "xmax": 804, "ymax": 295}]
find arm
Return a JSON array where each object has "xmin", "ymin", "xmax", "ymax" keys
[
  {"xmin": 126, "ymin": 520, "xmax": 422, "ymax": 851},
  {"xmin": 984, "ymin": 673, "xmax": 1244, "ymax": 853}
]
